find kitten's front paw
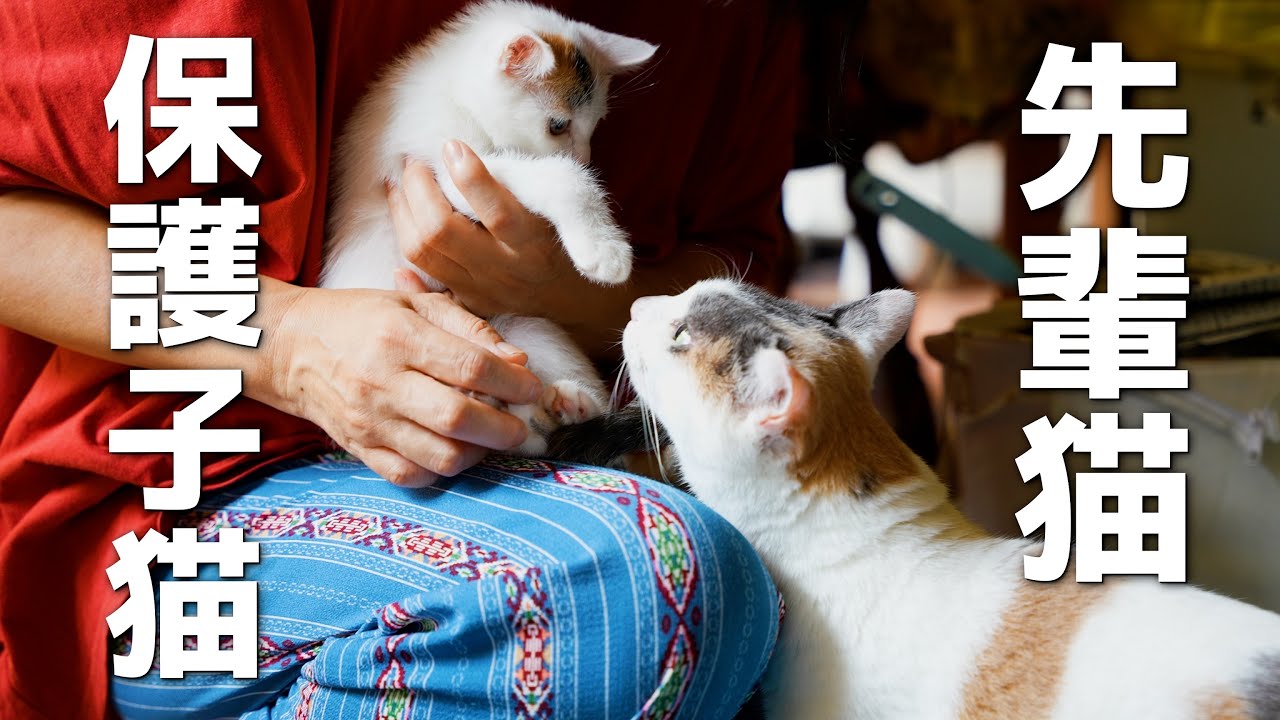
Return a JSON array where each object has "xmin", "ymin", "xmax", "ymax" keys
[
  {"xmin": 543, "ymin": 379, "xmax": 606, "ymax": 425},
  {"xmin": 504, "ymin": 380, "xmax": 605, "ymax": 457},
  {"xmin": 564, "ymin": 225, "xmax": 633, "ymax": 285}
]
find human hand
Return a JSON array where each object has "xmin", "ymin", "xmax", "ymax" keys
[
  {"xmin": 266, "ymin": 284, "xmax": 542, "ymax": 487},
  {"xmin": 388, "ymin": 142, "xmax": 597, "ymax": 322}
]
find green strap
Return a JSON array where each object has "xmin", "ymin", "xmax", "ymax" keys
[{"xmin": 849, "ymin": 169, "xmax": 1021, "ymax": 286}]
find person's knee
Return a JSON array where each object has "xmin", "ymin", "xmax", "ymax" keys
[{"xmin": 572, "ymin": 483, "xmax": 781, "ymax": 718}]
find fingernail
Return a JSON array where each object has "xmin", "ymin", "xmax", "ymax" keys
[
  {"xmin": 444, "ymin": 140, "xmax": 464, "ymax": 168},
  {"xmin": 497, "ymin": 341, "xmax": 525, "ymax": 359}
]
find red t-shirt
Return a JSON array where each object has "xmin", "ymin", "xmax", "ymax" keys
[{"xmin": 0, "ymin": 1, "xmax": 801, "ymax": 717}]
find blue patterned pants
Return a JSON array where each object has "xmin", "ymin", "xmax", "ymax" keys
[{"xmin": 110, "ymin": 455, "xmax": 780, "ymax": 719}]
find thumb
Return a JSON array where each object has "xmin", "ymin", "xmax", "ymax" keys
[{"xmin": 406, "ymin": 292, "xmax": 529, "ymax": 366}]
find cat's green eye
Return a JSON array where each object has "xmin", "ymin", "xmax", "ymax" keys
[
  {"xmin": 672, "ymin": 323, "xmax": 691, "ymax": 347},
  {"xmin": 548, "ymin": 117, "xmax": 571, "ymax": 136}
]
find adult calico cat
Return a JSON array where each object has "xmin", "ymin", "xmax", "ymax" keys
[{"xmin": 558, "ymin": 279, "xmax": 1280, "ymax": 720}]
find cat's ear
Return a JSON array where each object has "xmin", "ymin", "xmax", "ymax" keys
[
  {"xmin": 579, "ymin": 28, "xmax": 658, "ymax": 73},
  {"xmin": 831, "ymin": 289, "xmax": 916, "ymax": 378},
  {"xmin": 746, "ymin": 347, "xmax": 811, "ymax": 436},
  {"xmin": 502, "ymin": 33, "xmax": 555, "ymax": 80}
]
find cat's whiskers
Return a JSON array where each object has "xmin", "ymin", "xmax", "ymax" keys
[
  {"xmin": 625, "ymin": 357, "xmax": 661, "ymax": 480},
  {"xmin": 610, "ymin": 355, "xmax": 629, "ymax": 412},
  {"xmin": 607, "ymin": 54, "xmax": 663, "ymax": 101},
  {"xmin": 632, "ymin": 372, "xmax": 668, "ymax": 484}
]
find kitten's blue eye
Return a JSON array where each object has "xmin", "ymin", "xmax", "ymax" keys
[
  {"xmin": 672, "ymin": 323, "xmax": 691, "ymax": 347},
  {"xmin": 548, "ymin": 117, "xmax": 571, "ymax": 136}
]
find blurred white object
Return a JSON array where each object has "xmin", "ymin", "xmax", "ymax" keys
[
  {"xmin": 838, "ymin": 236, "xmax": 871, "ymax": 301},
  {"xmin": 781, "ymin": 163, "xmax": 854, "ymax": 241}
]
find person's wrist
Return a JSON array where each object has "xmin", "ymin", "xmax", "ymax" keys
[{"xmin": 249, "ymin": 277, "xmax": 309, "ymax": 417}]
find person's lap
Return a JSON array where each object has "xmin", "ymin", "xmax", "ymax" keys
[{"xmin": 110, "ymin": 454, "xmax": 780, "ymax": 720}]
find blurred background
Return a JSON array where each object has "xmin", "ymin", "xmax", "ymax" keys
[{"xmin": 779, "ymin": 0, "xmax": 1280, "ymax": 610}]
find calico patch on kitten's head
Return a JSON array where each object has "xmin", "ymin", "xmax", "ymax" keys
[
  {"xmin": 623, "ymin": 279, "xmax": 920, "ymax": 495},
  {"xmin": 447, "ymin": 1, "xmax": 657, "ymax": 164}
]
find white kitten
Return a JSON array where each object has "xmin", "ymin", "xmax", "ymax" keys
[
  {"xmin": 623, "ymin": 279, "xmax": 1280, "ymax": 720},
  {"xmin": 322, "ymin": 1, "xmax": 657, "ymax": 454}
]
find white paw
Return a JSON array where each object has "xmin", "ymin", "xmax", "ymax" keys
[
  {"xmin": 502, "ymin": 380, "xmax": 605, "ymax": 457},
  {"xmin": 563, "ymin": 225, "xmax": 633, "ymax": 285},
  {"xmin": 543, "ymin": 379, "xmax": 605, "ymax": 425}
]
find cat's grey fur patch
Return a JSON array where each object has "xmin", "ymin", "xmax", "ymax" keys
[
  {"xmin": 686, "ymin": 285, "xmax": 847, "ymax": 372},
  {"xmin": 1246, "ymin": 651, "xmax": 1280, "ymax": 719}
]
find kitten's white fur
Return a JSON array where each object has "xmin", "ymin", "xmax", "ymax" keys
[
  {"xmin": 624, "ymin": 279, "xmax": 1280, "ymax": 719},
  {"xmin": 321, "ymin": 1, "xmax": 656, "ymax": 452}
]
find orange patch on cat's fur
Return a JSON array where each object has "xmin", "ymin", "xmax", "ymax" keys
[
  {"xmin": 1196, "ymin": 690, "xmax": 1250, "ymax": 720},
  {"xmin": 686, "ymin": 322, "xmax": 919, "ymax": 496},
  {"xmin": 537, "ymin": 33, "xmax": 592, "ymax": 109},
  {"xmin": 689, "ymin": 337, "xmax": 739, "ymax": 398},
  {"xmin": 960, "ymin": 577, "xmax": 1108, "ymax": 719},
  {"xmin": 789, "ymin": 338, "xmax": 919, "ymax": 495}
]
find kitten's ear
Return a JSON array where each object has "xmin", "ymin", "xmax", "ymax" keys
[
  {"xmin": 831, "ymin": 289, "xmax": 916, "ymax": 378},
  {"xmin": 502, "ymin": 33, "xmax": 555, "ymax": 80},
  {"xmin": 580, "ymin": 27, "xmax": 658, "ymax": 73},
  {"xmin": 747, "ymin": 347, "xmax": 811, "ymax": 437}
]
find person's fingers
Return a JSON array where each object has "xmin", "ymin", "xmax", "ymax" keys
[
  {"xmin": 382, "ymin": 417, "xmax": 490, "ymax": 477},
  {"xmin": 400, "ymin": 159, "xmax": 455, "ymax": 233},
  {"xmin": 388, "ymin": 183, "xmax": 473, "ymax": 288},
  {"xmin": 397, "ymin": 313, "xmax": 541, "ymax": 404},
  {"xmin": 393, "ymin": 371, "xmax": 529, "ymax": 450},
  {"xmin": 442, "ymin": 140, "xmax": 525, "ymax": 242},
  {"xmin": 357, "ymin": 445, "xmax": 439, "ymax": 488},
  {"xmin": 405, "ymin": 292, "xmax": 528, "ymax": 366},
  {"xmin": 393, "ymin": 268, "xmax": 431, "ymax": 293}
]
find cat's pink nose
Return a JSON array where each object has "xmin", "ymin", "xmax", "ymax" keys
[{"xmin": 630, "ymin": 296, "xmax": 661, "ymax": 320}]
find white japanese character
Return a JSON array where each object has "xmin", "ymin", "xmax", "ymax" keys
[
  {"xmin": 107, "ymin": 198, "xmax": 261, "ymax": 349},
  {"xmin": 105, "ymin": 36, "xmax": 260, "ymax": 183},
  {"xmin": 1020, "ymin": 229, "xmax": 1187, "ymax": 399},
  {"xmin": 105, "ymin": 528, "xmax": 261, "ymax": 680},
  {"xmin": 107, "ymin": 370, "xmax": 260, "ymax": 511},
  {"xmin": 1016, "ymin": 413, "xmax": 1189, "ymax": 583},
  {"xmin": 1022, "ymin": 42, "xmax": 1187, "ymax": 210}
]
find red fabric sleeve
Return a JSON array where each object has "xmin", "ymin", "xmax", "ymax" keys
[{"xmin": 0, "ymin": 3, "xmax": 330, "ymax": 717}]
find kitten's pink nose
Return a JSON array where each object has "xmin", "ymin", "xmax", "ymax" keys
[{"xmin": 630, "ymin": 296, "xmax": 662, "ymax": 320}]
